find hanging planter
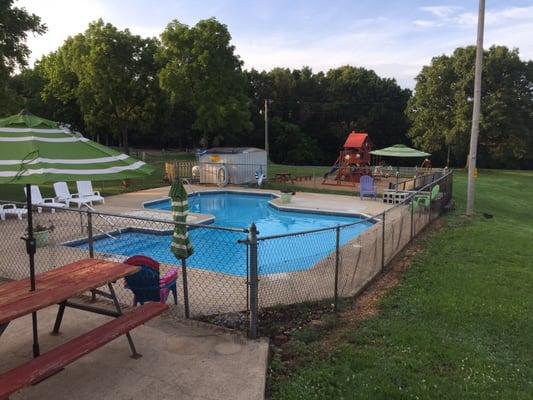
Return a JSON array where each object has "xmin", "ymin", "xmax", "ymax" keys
[{"xmin": 32, "ymin": 223, "xmax": 54, "ymax": 248}]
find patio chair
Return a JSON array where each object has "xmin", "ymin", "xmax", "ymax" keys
[
  {"xmin": 53, "ymin": 182, "xmax": 92, "ymax": 208},
  {"xmin": 359, "ymin": 175, "xmax": 377, "ymax": 200},
  {"xmin": 123, "ymin": 255, "xmax": 178, "ymax": 306},
  {"xmin": 76, "ymin": 181, "xmax": 105, "ymax": 205},
  {"xmin": 0, "ymin": 204, "xmax": 27, "ymax": 220},
  {"xmin": 412, "ymin": 184, "xmax": 440, "ymax": 210},
  {"xmin": 24, "ymin": 185, "xmax": 66, "ymax": 213}
]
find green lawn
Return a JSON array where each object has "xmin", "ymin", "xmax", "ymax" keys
[{"xmin": 271, "ymin": 169, "xmax": 533, "ymax": 399}]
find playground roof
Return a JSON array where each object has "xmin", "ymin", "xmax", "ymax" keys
[
  {"xmin": 344, "ymin": 132, "xmax": 369, "ymax": 149},
  {"xmin": 370, "ymin": 144, "xmax": 431, "ymax": 158}
]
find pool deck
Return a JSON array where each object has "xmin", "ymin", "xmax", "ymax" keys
[
  {"xmin": 2, "ymin": 305, "xmax": 269, "ymax": 400},
  {"xmin": 97, "ymin": 184, "xmax": 393, "ymax": 218}
]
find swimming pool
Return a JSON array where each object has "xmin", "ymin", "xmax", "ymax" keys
[
  {"xmin": 70, "ymin": 192, "xmax": 374, "ymax": 276},
  {"xmin": 145, "ymin": 191, "xmax": 368, "ymax": 235}
]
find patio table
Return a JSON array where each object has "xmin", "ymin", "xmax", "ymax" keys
[{"xmin": 0, "ymin": 258, "xmax": 140, "ymax": 356}]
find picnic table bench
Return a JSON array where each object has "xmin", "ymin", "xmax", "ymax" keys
[
  {"xmin": 0, "ymin": 258, "xmax": 168, "ymax": 400},
  {"xmin": 275, "ymin": 172, "xmax": 294, "ymax": 184}
]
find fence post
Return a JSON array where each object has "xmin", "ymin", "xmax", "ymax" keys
[
  {"xmin": 248, "ymin": 223, "xmax": 259, "ymax": 339},
  {"xmin": 381, "ymin": 212, "xmax": 386, "ymax": 271},
  {"xmin": 181, "ymin": 259, "xmax": 190, "ymax": 318},
  {"xmin": 410, "ymin": 196, "xmax": 414, "ymax": 240},
  {"xmin": 334, "ymin": 226, "xmax": 340, "ymax": 311},
  {"xmin": 87, "ymin": 210, "xmax": 97, "ymax": 302},
  {"xmin": 428, "ymin": 182, "xmax": 433, "ymax": 222},
  {"xmin": 87, "ymin": 211, "xmax": 94, "ymax": 258}
]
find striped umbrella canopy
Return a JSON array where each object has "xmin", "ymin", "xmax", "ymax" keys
[
  {"xmin": 169, "ymin": 178, "xmax": 193, "ymax": 259},
  {"xmin": 370, "ymin": 144, "xmax": 431, "ymax": 158},
  {"xmin": 0, "ymin": 111, "xmax": 153, "ymax": 184}
]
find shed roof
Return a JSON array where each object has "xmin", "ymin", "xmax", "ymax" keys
[
  {"xmin": 343, "ymin": 132, "xmax": 369, "ymax": 149},
  {"xmin": 203, "ymin": 147, "xmax": 265, "ymax": 155}
]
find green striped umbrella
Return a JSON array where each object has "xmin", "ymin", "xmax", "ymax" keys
[
  {"xmin": 0, "ymin": 111, "xmax": 153, "ymax": 183},
  {"xmin": 0, "ymin": 110, "xmax": 153, "ymax": 358},
  {"xmin": 370, "ymin": 144, "xmax": 431, "ymax": 158},
  {"xmin": 169, "ymin": 178, "xmax": 193, "ymax": 317}
]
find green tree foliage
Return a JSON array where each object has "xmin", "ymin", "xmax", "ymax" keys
[
  {"xmin": 246, "ymin": 66, "xmax": 411, "ymax": 164},
  {"xmin": 159, "ymin": 18, "xmax": 251, "ymax": 146},
  {"xmin": 408, "ymin": 46, "xmax": 533, "ymax": 168},
  {"xmin": 270, "ymin": 117, "xmax": 317, "ymax": 164},
  {"xmin": 0, "ymin": 0, "xmax": 45, "ymax": 112},
  {"xmin": 39, "ymin": 20, "xmax": 160, "ymax": 153}
]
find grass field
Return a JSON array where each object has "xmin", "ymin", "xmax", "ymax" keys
[{"xmin": 269, "ymin": 169, "xmax": 533, "ymax": 399}]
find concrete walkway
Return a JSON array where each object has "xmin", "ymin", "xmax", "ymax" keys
[{"xmin": 1, "ymin": 306, "xmax": 269, "ymax": 400}]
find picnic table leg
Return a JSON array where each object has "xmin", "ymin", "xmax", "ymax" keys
[
  {"xmin": 107, "ymin": 283, "xmax": 142, "ymax": 359},
  {"xmin": 51, "ymin": 302, "xmax": 67, "ymax": 335}
]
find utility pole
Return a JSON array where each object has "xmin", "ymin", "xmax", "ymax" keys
[
  {"xmin": 264, "ymin": 99, "xmax": 269, "ymax": 160},
  {"xmin": 466, "ymin": 0, "xmax": 485, "ymax": 216}
]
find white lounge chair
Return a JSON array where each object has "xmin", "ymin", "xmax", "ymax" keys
[
  {"xmin": 24, "ymin": 185, "xmax": 66, "ymax": 213},
  {"xmin": 76, "ymin": 181, "xmax": 105, "ymax": 205},
  {"xmin": 53, "ymin": 182, "xmax": 92, "ymax": 208},
  {"xmin": 0, "ymin": 204, "xmax": 28, "ymax": 220}
]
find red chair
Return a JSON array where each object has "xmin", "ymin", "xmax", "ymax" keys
[{"xmin": 124, "ymin": 255, "xmax": 178, "ymax": 306}]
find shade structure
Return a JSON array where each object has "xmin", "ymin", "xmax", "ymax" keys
[
  {"xmin": 0, "ymin": 110, "xmax": 154, "ymax": 358},
  {"xmin": 0, "ymin": 111, "xmax": 153, "ymax": 184},
  {"xmin": 169, "ymin": 178, "xmax": 193, "ymax": 317},
  {"xmin": 370, "ymin": 144, "xmax": 431, "ymax": 158}
]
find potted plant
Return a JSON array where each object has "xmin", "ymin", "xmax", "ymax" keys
[
  {"xmin": 280, "ymin": 188, "xmax": 295, "ymax": 204},
  {"xmin": 32, "ymin": 222, "xmax": 55, "ymax": 248}
]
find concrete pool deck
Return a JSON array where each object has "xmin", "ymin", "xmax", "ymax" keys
[
  {"xmin": 1, "ymin": 305, "xmax": 269, "ymax": 400},
  {"xmin": 96, "ymin": 184, "xmax": 393, "ymax": 218}
]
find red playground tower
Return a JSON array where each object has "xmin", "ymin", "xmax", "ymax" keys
[{"xmin": 322, "ymin": 131, "xmax": 373, "ymax": 185}]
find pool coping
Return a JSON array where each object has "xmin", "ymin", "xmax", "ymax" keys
[{"xmin": 142, "ymin": 189, "xmax": 378, "ymax": 222}]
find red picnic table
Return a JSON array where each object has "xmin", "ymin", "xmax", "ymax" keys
[{"xmin": 0, "ymin": 258, "xmax": 168, "ymax": 400}]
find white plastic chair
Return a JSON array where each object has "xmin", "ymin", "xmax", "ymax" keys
[
  {"xmin": 24, "ymin": 185, "xmax": 66, "ymax": 213},
  {"xmin": 76, "ymin": 181, "xmax": 105, "ymax": 205},
  {"xmin": 53, "ymin": 182, "xmax": 92, "ymax": 208},
  {"xmin": 0, "ymin": 204, "xmax": 28, "ymax": 220}
]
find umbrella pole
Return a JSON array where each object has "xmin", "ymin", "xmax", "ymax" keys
[
  {"xmin": 181, "ymin": 259, "xmax": 190, "ymax": 318},
  {"xmin": 25, "ymin": 183, "xmax": 40, "ymax": 357}
]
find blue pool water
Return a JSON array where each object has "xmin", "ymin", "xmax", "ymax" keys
[
  {"xmin": 145, "ymin": 192, "xmax": 366, "ymax": 235},
  {"xmin": 71, "ymin": 192, "xmax": 374, "ymax": 276}
]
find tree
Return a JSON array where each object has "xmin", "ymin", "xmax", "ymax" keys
[
  {"xmin": 408, "ymin": 46, "xmax": 533, "ymax": 168},
  {"xmin": 245, "ymin": 66, "xmax": 411, "ymax": 164},
  {"xmin": 270, "ymin": 117, "xmax": 317, "ymax": 164},
  {"xmin": 0, "ymin": 0, "xmax": 45, "ymax": 112},
  {"xmin": 159, "ymin": 18, "xmax": 251, "ymax": 146},
  {"xmin": 39, "ymin": 20, "xmax": 160, "ymax": 152}
]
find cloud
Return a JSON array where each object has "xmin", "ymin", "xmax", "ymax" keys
[{"xmin": 419, "ymin": 6, "xmax": 462, "ymax": 18}]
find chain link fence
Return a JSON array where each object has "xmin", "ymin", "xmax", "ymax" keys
[{"xmin": 0, "ymin": 170, "xmax": 453, "ymax": 338}]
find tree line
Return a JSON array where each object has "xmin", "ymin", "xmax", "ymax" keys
[{"xmin": 2, "ymin": 1, "xmax": 533, "ymax": 168}]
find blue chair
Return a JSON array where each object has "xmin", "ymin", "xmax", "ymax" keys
[
  {"xmin": 124, "ymin": 255, "xmax": 178, "ymax": 306},
  {"xmin": 359, "ymin": 175, "xmax": 377, "ymax": 200}
]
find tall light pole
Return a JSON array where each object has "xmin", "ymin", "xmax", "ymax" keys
[
  {"xmin": 263, "ymin": 99, "xmax": 270, "ymax": 160},
  {"xmin": 466, "ymin": 0, "xmax": 485, "ymax": 216}
]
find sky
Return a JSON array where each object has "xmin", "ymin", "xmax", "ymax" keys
[{"xmin": 17, "ymin": 0, "xmax": 533, "ymax": 89}]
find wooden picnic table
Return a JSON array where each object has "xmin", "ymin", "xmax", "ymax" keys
[
  {"xmin": 0, "ymin": 258, "xmax": 139, "ymax": 326},
  {"xmin": 275, "ymin": 172, "xmax": 294, "ymax": 184},
  {"xmin": 0, "ymin": 258, "xmax": 168, "ymax": 399}
]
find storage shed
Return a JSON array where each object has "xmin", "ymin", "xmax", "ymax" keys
[{"xmin": 198, "ymin": 147, "xmax": 267, "ymax": 185}]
